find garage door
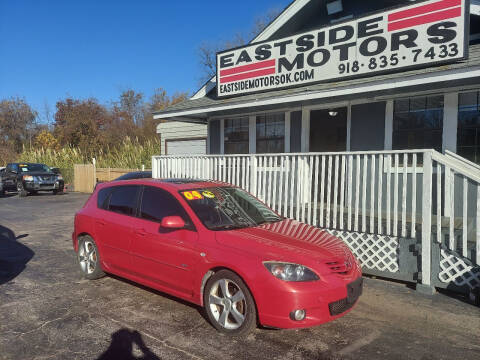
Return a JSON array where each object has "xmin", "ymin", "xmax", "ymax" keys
[{"xmin": 166, "ymin": 139, "xmax": 207, "ymax": 155}]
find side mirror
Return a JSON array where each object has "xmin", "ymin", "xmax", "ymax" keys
[
  {"xmin": 51, "ymin": 167, "xmax": 60, "ymax": 174},
  {"xmin": 160, "ymin": 216, "xmax": 186, "ymax": 230}
]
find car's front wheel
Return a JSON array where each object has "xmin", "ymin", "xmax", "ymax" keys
[
  {"xmin": 78, "ymin": 236, "xmax": 105, "ymax": 280},
  {"xmin": 17, "ymin": 183, "xmax": 28, "ymax": 197},
  {"xmin": 204, "ymin": 270, "xmax": 257, "ymax": 336}
]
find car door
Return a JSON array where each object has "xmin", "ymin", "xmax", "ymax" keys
[
  {"xmin": 95, "ymin": 185, "xmax": 140, "ymax": 275},
  {"xmin": 130, "ymin": 186, "xmax": 199, "ymax": 296},
  {"xmin": 4, "ymin": 164, "xmax": 18, "ymax": 190}
]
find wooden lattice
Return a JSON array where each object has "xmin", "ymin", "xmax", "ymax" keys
[
  {"xmin": 326, "ymin": 230, "xmax": 400, "ymax": 273},
  {"xmin": 439, "ymin": 249, "xmax": 480, "ymax": 289}
]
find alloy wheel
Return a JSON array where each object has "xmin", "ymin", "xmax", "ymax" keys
[
  {"xmin": 208, "ymin": 278, "xmax": 246, "ymax": 330},
  {"xmin": 79, "ymin": 240, "xmax": 97, "ymax": 275}
]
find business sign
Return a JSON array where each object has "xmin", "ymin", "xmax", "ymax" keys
[{"xmin": 216, "ymin": 0, "xmax": 469, "ymax": 97}]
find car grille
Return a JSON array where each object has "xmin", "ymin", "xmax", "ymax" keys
[
  {"xmin": 326, "ymin": 260, "xmax": 349, "ymax": 275},
  {"xmin": 328, "ymin": 277, "xmax": 363, "ymax": 316},
  {"xmin": 36, "ymin": 176, "xmax": 55, "ymax": 182},
  {"xmin": 326, "ymin": 252, "xmax": 356, "ymax": 275}
]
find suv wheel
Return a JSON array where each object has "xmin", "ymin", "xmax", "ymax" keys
[
  {"xmin": 204, "ymin": 270, "xmax": 257, "ymax": 336},
  {"xmin": 17, "ymin": 183, "xmax": 28, "ymax": 197}
]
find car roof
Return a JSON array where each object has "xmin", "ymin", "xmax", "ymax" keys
[{"xmin": 96, "ymin": 178, "xmax": 233, "ymax": 192}]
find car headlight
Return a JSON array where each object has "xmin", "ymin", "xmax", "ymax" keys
[
  {"xmin": 23, "ymin": 175, "xmax": 34, "ymax": 181},
  {"xmin": 264, "ymin": 262, "xmax": 319, "ymax": 282},
  {"xmin": 56, "ymin": 175, "xmax": 63, "ymax": 180}
]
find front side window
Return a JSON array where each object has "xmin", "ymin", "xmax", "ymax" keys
[
  {"xmin": 224, "ymin": 117, "xmax": 249, "ymax": 154},
  {"xmin": 7, "ymin": 164, "xmax": 19, "ymax": 173},
  {"xmin": 393, "ymin": 96, "xmax": 443, "ymax": 152},
  {"xmin": 458, "ymin": 91, "xmax": 480, "ymax": 163},
  {"xmin": 256, "ymin": 113, "xmax": 285, "ymax": 153},
  {"xmin": 181, "ymin": 187, "xmax": 282, "ymax": 230},
  {"xmin": 140, "ymin": 186, "xmax": 190, "ymax": 224},
  {"xmin": 108, "ymin": 185, "xmax": 139, "ymax": 216}
]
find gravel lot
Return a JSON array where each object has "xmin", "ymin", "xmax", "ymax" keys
[{"xmin": 1, "ymin": 192, "xmax": 479, "ymax": 360}]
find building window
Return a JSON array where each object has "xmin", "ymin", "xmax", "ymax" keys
[
  {"xmin": 224, "ymin": 117, "xmax": 249, "ymax": 154},
  {"xmin": 392, "ymin": 95, "xmax": 443, "ymax": 152},
  {"xmin": 458, "ymin": 91, "xmax": 480, "ymax": 163},
  {"xmin": 256, "ymin": 113, "xmax": 285, "ymax": 153}
]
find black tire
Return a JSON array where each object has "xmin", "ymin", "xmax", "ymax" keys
[
  {"xmin": 203, "ymin": 270, "xmax": 257, "ymax": 336},
  {"xmin": 53, "ymin": 189, "xmax": 59, "ymax": 195},
  {"xmin": 30, "ymin": 191, "xmax": 38, "ymax": 195},
  {"xmin": 0, "ymin": 189, "xmax": 5, "ymax": 197},
  {"xmin": 77, "ymin": 236, "xmax": 105, "ymax": 280},
  {"xmin": 17, "ymin": 183, "xmax": 28, "ymax": 197}
]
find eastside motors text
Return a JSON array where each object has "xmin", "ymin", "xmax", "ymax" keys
[{"xmin": 216, "ymin": 0, "xmax": 468, "ymax": 97}]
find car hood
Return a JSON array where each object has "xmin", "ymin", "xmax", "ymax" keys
[{"xmin": 216, "ymin": 219, "xmax": 355, "ymax": 272}]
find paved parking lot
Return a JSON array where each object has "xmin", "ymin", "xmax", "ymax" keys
[{"xmin": 1, "ymin": 192, "xmax": 479, "ymax": 360}]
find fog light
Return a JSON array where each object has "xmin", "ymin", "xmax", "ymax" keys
[{"xmin": 290, "ymin": 309, "xmax": 306, "ymax": 321}]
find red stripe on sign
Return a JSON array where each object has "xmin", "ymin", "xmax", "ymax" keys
[
  {"xmin": 220, "ymin": 59, "xmax": 276, "ymax": 77},
  {"xmin": 388, "ymin": 0, "xmax": 461, "ymax": 22},
  {"xmin": 220, "ymin": 67, "xmax": 276, "ymax": 83},
  {"xmin": 388, "ymin": 6, "xmax": 461, "ymax": 31}
]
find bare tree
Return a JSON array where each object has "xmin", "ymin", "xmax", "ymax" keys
[
  {"xmin": 197, "ymin": 8, "xmax": 281, "ymax": 85},
  {"xmin": 42, "ymin": 100, "xmax": 54, "ymax": 129},
  {"xmin": 0, "ymin": 97, "xmax": 37, "ymax": 153},
  {"xmin": 114, "ymin": 89, "xmax": 145, "ymax": 125}
]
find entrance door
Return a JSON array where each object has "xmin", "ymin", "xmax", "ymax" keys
[{"xmin": 309, "ymin": 107, "xmax": 348, "ymax": 152}]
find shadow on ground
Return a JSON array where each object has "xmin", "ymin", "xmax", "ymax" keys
[
  {"xmin": 0, "ymin": 224, "xmax": 34, "ymax": 285},
  {"xmin": 97, "ymin": 328, "xmax": 160, "ymax": 360}
]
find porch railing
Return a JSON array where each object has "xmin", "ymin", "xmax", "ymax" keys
[{"xmin": 152, "ymin": 150, "xmax": 480, "ymax": 293}]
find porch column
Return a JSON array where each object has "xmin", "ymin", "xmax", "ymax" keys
[
  {"xmin": 220, "ymin": 119, "xmax": 225, "ymax": 154},
  {"xmin": 249, "ymin": 115, "xmax": 256, "ymax": 154},
  {"xmin": 384, "ymin": 100, "xmax": 394, "ymax": 150},
  {"xmin": 301, "ymin": 108, "xmax": 310, "ymax": 152},
  {"xmin": 443, "ymin": 92, "xmax": 458, "ymax": 153},
  {"xmin": 285, "ymin": 112, "xmax": 291, "ymax": 153}
]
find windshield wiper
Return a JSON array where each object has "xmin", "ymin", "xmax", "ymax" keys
[
  {"xmin": 209, "ymin": 224, "xmax": 248, "ymax": 231},
  {"xmin": 257, "ymin": 218, "xmax": 283, "ymax": 226}
]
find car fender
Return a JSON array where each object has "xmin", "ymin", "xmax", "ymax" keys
[{"xmin": 194, "ymin": 245, "xmax": 264, "ymax": 307}]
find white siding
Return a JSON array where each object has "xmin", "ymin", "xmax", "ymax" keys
[
  {"xmin": 167, "ymin": 139, "xmax": 206, "ymax": 155},
  {"xmin": 156, "ymin": 121, "xmax": 207, "ymax": 155}
]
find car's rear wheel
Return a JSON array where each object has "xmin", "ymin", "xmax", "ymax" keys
[
  {"xmin": 17, "ymin": 183, "xmax": 28, "ymax": 197},
  {"xmin": 78, "ymin": 236, "xmax": 105, "ymax": 280},
  {"xmin": 204, "ymin": 270, "xmax": 257, "ymax": 336}
]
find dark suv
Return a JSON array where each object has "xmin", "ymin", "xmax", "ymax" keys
[{"xmin": 0, "ymin": 163, "xmax": 64, "ymax": 197}]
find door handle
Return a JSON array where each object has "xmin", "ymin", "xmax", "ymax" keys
[
  {"xmin": 96, "ymin": 220, "xmax": 105, "ymax": 226},
  {"xmin": 135, "ymin": 228, "xmax": 147, "ymax": 237}
]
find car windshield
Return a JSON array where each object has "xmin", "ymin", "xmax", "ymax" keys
[
  {"xmin": 180, "ymin": 187, "xmax": 282, "ymax": 230},
  {"xmin": 19, "ymin": 163, "xmax": 50, "ymax": 172}
]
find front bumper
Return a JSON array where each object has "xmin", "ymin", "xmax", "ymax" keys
[
  {"xmin": 24, "ymin": 180, "xmax": 64, "ymax": 191},
  {"xmin": 255, "ymin": 272, "xmax": 363, "ymax": 329}
]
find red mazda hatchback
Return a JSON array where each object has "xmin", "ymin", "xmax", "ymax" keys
[{"xmin": 73, "ymin": 179, "xmax": 362, "ymax": 335}]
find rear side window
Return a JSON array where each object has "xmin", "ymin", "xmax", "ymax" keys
[
  {"xmin": 97, "ymin": 188, "xmax": 112, "ymax": 210},
  {"xmin": 108, "ymin": 186, "xmax": 140, "ymax": 216},
  {"xmin": 140, "ymin": 186, "xmax": 190, "ymax": 223}
]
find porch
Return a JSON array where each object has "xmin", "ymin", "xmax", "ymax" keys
[{"xmin": 152, "ymin": 149, "xmax": 480, "ymax": 295}]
